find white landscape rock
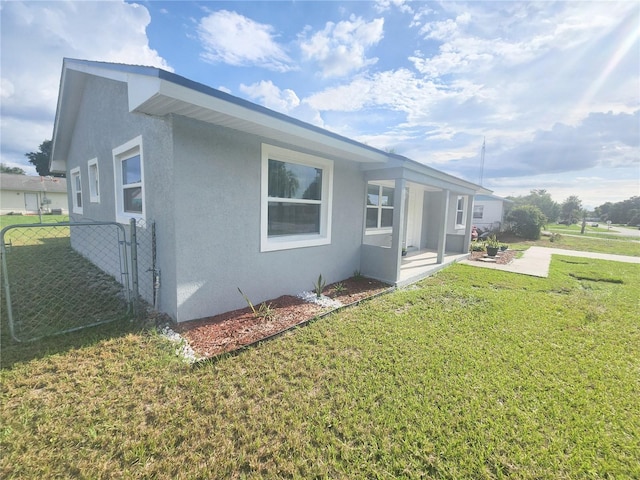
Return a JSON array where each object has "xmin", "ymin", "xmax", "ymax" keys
[
  {"xmin": 159, "ymin": 325, "xmax": 200, "ymax": 364},
  {"xmin": 297, "ymin": 291, "xmax": 343, "ymax": 309}
]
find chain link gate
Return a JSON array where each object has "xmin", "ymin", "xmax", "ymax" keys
[{"xmin": 1, "ymin": 221, "xmax": 132, "ymax": 342}]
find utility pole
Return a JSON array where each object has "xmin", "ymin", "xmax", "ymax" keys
[{"xmin": 479, "ymin": 137, "xmax": 486, "ymax": 186}]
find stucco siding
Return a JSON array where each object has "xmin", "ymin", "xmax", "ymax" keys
[
  {"xmin": 171, "ymin": 116, "xmax": 366, "ymax": 322},
  {"xmin": 63, "ymin": 75, "xmax": 179, "ymax": 319}
]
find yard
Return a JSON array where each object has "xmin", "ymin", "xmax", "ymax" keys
[{"xmin": 2, "ymin": 251, "xmax": 638, "ymax": 478}]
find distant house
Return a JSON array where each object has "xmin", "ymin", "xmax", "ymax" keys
[
  {"xmin": 472, "ymin": 194, "xmax": 511, "ymax": 231},
  {"xmin": 50, "ymin": 58, "xmax": 492, "ymax": 323},
  {"xmin": 0, "ymin": 173, "xmax": 68, "ymax": 215}
]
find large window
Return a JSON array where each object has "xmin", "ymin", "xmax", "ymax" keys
[
  {"xmin": 70, "ymin": 166, "xmax": 82, "ymax": 214},
  {"xmin": 113, "ymin": 136, "xmax": 145, "ymax": 224},
  {"xmin": 473, "ymin": 204, "xmax": 484, "ymax": 219},
  {"xmin": 261, "ymin": 144, "xmax": 333, "ymax": 251},
  {"xmin": 88, "ymin": 158, "xmax": 100, "ymax": 203},
  {"xmin": 366, "ymin": 183, "xmax": 394, "ymax": 230}
]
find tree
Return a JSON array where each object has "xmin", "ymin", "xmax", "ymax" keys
[
  {"xmin": 595, "ymin": 196, "xmax": 640, "ymax": 225},
  {"xmin": 506, "ymin": 205, "xmax": 547, "ymax": 239},
  {"xmin": 560, "ymin": 195, "xmax": 583, "ymax": 224},
  {"xmin": 0, "ymin": 163, "xmax": 26, "ymax": 175},
  {"xmin": 505, "ymin": 189, "xmax": 560, "ymax": 223},
  {"xmin": 25, "ymin": 140, "xmax": 64, "ymax": 177}
]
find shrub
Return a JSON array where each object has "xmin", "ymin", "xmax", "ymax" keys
[{"xmin": 506, "ymin": 205, "xmax": 547, "ymax": 240}]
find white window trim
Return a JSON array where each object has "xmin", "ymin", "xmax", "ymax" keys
[
  {"xmin": 113, "ymin": 136, "xmax": 145, "ymax": 224},
  {"xmin": 473, "ymin": 204, "xmax": 484, "ymax": 220},
  {"xmin": 70, "ymin": 166, "xmax": 83, "ymax": 214},
  {"xmin": 365, "ymin": 183, "xmax": 394, "ymax": 233},
  {"xmin": 260, "ymin": 143, "xmax": 333, "ymax": 252},
  {"xmin": 455, "ymin": 195, "xmax": 466, "ymax": 229},
  {"xmin": 88, "ymin": 158, "xmax": 100, "ymax": 203}
]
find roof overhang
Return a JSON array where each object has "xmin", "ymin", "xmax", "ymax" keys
[{"xmin": 50, "ymin": 59, "xmax": 389, "ymax": 173}]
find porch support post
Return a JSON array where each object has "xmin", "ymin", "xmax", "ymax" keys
[
  {"xmin": 437, "ymin": 189, "xmax": 450, "ymax": 264},
  {"xmin": 463, "ymin": 195, "xmax": 475, "ymax": 253},
  {"xmin": 392, "ymin": 178, "xmax": 407, "ymax": 282}
]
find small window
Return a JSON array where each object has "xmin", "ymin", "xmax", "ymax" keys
[
  {"xmin": 88, "ymin": 158, "xmax": 100, "ymax": 203},
  {"xmin": 473, "ymin": 205, "xmax": 484, "ymax": 219},
  {"xmin": 113, "ymin": 136, "xmax": 145, "ymax": 224},
  {"xmin": 456, "ymin": 196, "xmax": 465, "ymax": 227},
  {"xmin": 261, "ymin": 144, "xmax": 333, "ymax": 252},
  {"xmin": 70, "ymin": 167, "xmax": 83, "ymax": 214},
  {"xmin": 366, "ymin": 183, "xmax": 394, "ymax": 230}
]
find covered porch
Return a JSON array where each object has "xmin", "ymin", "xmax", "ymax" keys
[
  {"xmin": 398, "ymin": 249, "xmax": 470, "ymax": 287},
  {"xmin": 359, "ymin": 157, "xmax": 490, "ymax": 286}
]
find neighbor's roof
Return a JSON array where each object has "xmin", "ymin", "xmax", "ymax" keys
[
  {"xmin": 0, "ymin": 173, "xmax": 67, "ymax": 193},
  {"xmin": 475, "ymin": 193, "xmax": 513, "ymax": 202}
]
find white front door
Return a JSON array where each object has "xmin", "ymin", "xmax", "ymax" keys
[
  {"xmin": 24, "ymin": 193, "xmax": 39, "ymax": 212},
  {"xmin": 404, "ymin": 187, "xmax": 424, "ymax": 249}
]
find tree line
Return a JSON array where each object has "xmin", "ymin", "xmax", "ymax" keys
[{"xmin": 502, "ymin": 189, "xmax": 639, "ymax": 240}]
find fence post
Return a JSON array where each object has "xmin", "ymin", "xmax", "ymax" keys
[{"xmin": 130, "ymin": 218, "xmax": 140, "ymax": 317}]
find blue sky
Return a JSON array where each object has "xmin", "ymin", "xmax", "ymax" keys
[{"xmin": 1, "ymin": 0, "xmax": 638, "ymax": 208}]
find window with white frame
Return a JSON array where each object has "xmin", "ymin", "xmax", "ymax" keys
[
  {"xmin": 261, "ymin": 144, "xmax": 333, "ymax": 251},
  {"xmin": 88, "ymin": 158, "xmax": 100, "ymax": 203},
  {"xmin": 473, "ymin": 204, "xmax": 484, "ymax": 219},
  {"xmin": 366, "ymin": 183, "xmax": 394, "ymax": 230},
  {"xmin": 70, "ymin": 166, "xmax": 83, "ymax": 214},
  {"xmin": 455, "ymin": 196, "xmax": 466, "ymax": 227},
  {"xmin": 113, "ymin": 136, "xmax": 144, "ymax": 224}
]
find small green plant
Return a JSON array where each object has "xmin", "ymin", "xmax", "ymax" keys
[
  {"xmin": 256, "ymin": 302, "xmax": 276, "ymax": 321},
  {"xmin": 470, "ymin": 242, "xmax": 485, "ymax": 252},
  {"xmin": 313, "ymin": 274, "xmax": 326, "ymax": 298},
  {"xmin": 333, "ymin": 282, "xmax": 346, "ymax": 295},
  {"xmin": 238, "ymin": 287, "xmax": 276, "ymax": 320},
  {"xmin": 353, "ymin": 270, "xmax": 363, "ymax": 280},
  {"xmin": 485, "ymin": 235, "xmax": 500, "ymax": 248},
  {"xmin": 238, "ymin": 287, "xmax": 258, "ymax": 316},
  {"xmin": 550, "ymin": 232, "xmax": 562, "ymax": 243}
]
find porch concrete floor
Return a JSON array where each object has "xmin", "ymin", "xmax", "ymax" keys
[{"xmin": 397, "ymin": 250, "xmax": 470, "ymax": 287}]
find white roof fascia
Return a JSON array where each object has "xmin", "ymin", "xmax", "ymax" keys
[{"xmin": 128, "ymin": 76, "xmax": 389, "ymax": 164}]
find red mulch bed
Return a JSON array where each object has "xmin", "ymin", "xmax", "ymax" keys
[{"xmin": 174, "ymin": 277, "xmax": 391, "ymax": 358}]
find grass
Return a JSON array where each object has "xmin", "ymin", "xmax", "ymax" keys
[
  {"xmin": 545, "ymin": 222, "xmax": 639, "ymax": 242},
  {"xmin": 1, "ymin": 218, "xmax": 130, "ymax": 341},
  {"xmin": 2, "ymin": 256, "xmax": 639, "ymax": 478},
  {"xmin": 500, "ymin": 231, "xmax": 640, "ymax": 257}
]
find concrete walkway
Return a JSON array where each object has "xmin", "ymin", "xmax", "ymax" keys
[{"xmin": 459, "ymin": 246, "xmax": 640, "ymax": 278}]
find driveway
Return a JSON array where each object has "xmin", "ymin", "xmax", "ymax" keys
[{"xmin": 460, "ymin": 246, "xmax": 640, "ymax": 277}]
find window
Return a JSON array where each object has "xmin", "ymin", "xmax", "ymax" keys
[
  {"xmin": 366, "ymin": 183, "xmax": 394, "ymax": 230},
  {"xmin": 113, "ymin": 136, "xmax": 144, "ymax": 223},
  {"xmin": 70, "ymin": 167, "xmax": 83, "ymax": 214},
  {"xmin": 473, "ymin": 204, "xmax": 484, "ymax": 219},
  {"xmin": 456, "ymin": 196, "xmax": 466, "ymax": 227},
  {"xmin": 88, "ymin": 158, "xmax": 100, "ymax": 203},
  {"xmin": 261, "ymin": 144, "xmax": 333, "ymax": 251}
]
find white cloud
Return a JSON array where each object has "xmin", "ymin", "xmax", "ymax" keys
[
  {"xmin": 240, "ymin": 80, "xmax": 300, "ymax": 112},
  {"xmin": 299, "ymin": 15, "xmax": 384, "ymax": 78},
  {"xmin": 239, "ymin": 81, "xmax": 324, "ymax": 127},
  {"xmin": 0, "ymin": 0, "xmax": 171, "ymax": 169},
  {"xmin": 375, "ymin": 0, "xmax": 413, "ymax": 14},
  {"xmin": 197, "ymin": 10, "xmax": 293, "ymax": 72}
]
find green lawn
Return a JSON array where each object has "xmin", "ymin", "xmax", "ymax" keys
[
  {"xmin": 2, "ymin": 256, "xmax": 638, "ymax": 478},
  {"xmin": 500, "ymin": 231, "xmax": 640, "ymax": 257}
]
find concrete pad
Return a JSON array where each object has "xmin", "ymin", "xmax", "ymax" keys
[{"xmin": 459, "ymin": 246, "xmax": 640, "ymax": 278}]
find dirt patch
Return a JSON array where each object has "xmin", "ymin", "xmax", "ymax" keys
[
  {"xmin": 174, "ymin": 277, "xmax": 391, "ymax": 359},
  {"xmin": 469, "ymin": 249, "xmax": 518, "ymax": 265}
]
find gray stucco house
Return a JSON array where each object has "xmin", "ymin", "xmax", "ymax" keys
[{"xmin": 51, "ymin": 58, "xmax": 491, "ymax": 323}]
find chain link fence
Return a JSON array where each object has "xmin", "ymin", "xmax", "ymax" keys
[{"xmin": 1, "ymin": 219, "xmax": 153, "ymax": 342}]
